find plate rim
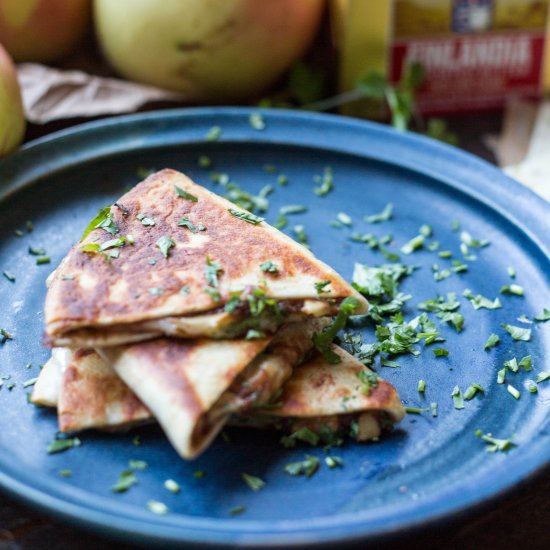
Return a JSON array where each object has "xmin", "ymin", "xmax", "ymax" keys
[{"xmin": 0, "ymin": 106, "xmax": 549, "ymax": 547}]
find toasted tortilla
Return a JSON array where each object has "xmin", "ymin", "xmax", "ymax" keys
[
  {"xmin": 45, "ymin": 169, "xmax": 367, "ymax": 347},
  {"xmin": 31, "ymin": 347, "xmax": 73, "ymax": 408},
  {"xmin": 58, "ymin": 348, "xmax": 151, "ymax": 432},
  {"xmin": 241, "ymin": 344, "xmax": 406, "ymax": 441},
  {"xmin": 99, "ymin": 319, "xmax": 324, "ymax": 459}
]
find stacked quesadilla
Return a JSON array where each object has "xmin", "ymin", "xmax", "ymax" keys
[{"xmin": 33, "ymin": 169, "xmax": 405, "ymax": 458}]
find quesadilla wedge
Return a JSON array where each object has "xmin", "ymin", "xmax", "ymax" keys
[
  {"xmin": 98, "ymin": 318, "xmax": 326, "ymax": 458},
  {"xmin": 240, "ymin": 344, "xmax": 406, "ymax": 442},
  {"xmin": 44, "ymin": 169, "xmax": 367, "ymax": 348},
  {"xmin": 31, "ymin": 347, "xmax": 73, "ymax": 408}
]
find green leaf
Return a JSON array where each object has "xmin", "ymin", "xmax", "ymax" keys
[
  {"xmin": 164, "ymin": 479, "xmax": 181, "ymax": 494},
  {"xmin": 47, "ymin": 437, "xmax": 81, "ymax": 454},
  {"xmin": 241, "ymin": 473, "xmax": 265, "ymax": 491},
  {"xmin": 280, "ymin": 427, "xmax": 320, "ymax": 448},
  {"xmin": 463, "ymin": 289, "xmax": 501, "ymax": 310},
  {"xmin": 501, "ymin": 284, "xmax": 524, "ymax": 296},
  {"xmin": 475, "ymin": 429, "xmax": 515, "ymax": 453},
  {"xmin": 280, "ymin": 205, "xmax": 307, "ymax": 215},
  {"xmin": 177, "ymin": 217, "xmax": 206, "ymax": 233},
  {"xmin": 325, "ymin": 456, "xmax": 343, "ymax": 468},
  {"xmin": 228, "ymin": 209, "xmax": 264, "ymax": 225},
  {"xmin": 174, "ymin": 185, "xmax": 198, "ymax": 202},
  {"xmin": 452, "ymin": 386, "xmax": 464, "ymax": 410},
  {"xmin": 536, "ymin": 372, "xmax": 550, "ymax": 383},
  {"xmin": 401, "ymin": 234, "xmax": 425, "ymax": 255},
  {"xmin": 249, "ymin": 113, "xmax": 266, "ymax": 130},
  {"xmin": 147, "ymin": 500, "xmax": 169, "ymax": 515},
  {"xmin": 260, "ymin": 260, "xmax": 278, "ymax": 274},
  {"xmin": 507, "ymin": 384, "xmax": 520, "ymax": 400},
  {"xmin": 80, "ymin": 206, "xmax": 114, "ymax": 241},
  {"xmin": 313, "ymin": 166, "xmax": 334, "ymax": 197},
  {"xmin": 365, "ymin": 203, "xmax": 393, "ymax": 224},
  {"xmin": 284, "ymin": 455, "xmax": 320, "ymax": 477},
  {"xmin": 293, "ymin": 225, "xmax": 309, "ymax": 248},
  {"xmin": 519, "ymin": 355, "xmax": 532, "ymax": 371},
  {"xmin": 484, "ymin": 333, "xmax": 500, "ymax": 351},
  {"xmin": 111, "ymin": 469, "xmax": 137, "ymax": 493},
  {"xmin": 136, "ymin": 213, "xmax": 156, "ymax": 226},
  {"xmin": 502, "ymin": 324, "xmax": 531, "ymax": 341},
  {"xmin": 204, "ymin": 126, "xmax": 222, "ymax": 141},
  {"xmin": 433, "ymin": 347, "xmax": 449, "ymax": 357},
  {"xmin": 155, "ymin": 236, "xmax": 175, "ymax": 259},
  {"xmin": 2, "ymin": 271, "xmax": 15, "ymax": 282},
  {"xmin": 314, "ymin": 280, "xmax": 331, "ymax": 295},
  {"xmin": 534, "ymin": 308, "xmax": 550, "ymax": 322},
  {"xmin": 205, "ymin": 256, "xmax": 223, "ymax": 288}
]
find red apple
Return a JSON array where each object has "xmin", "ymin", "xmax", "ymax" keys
[
  {"xmin": 94, "ymin": 0, "xmax": 324, "ymax": 102},
  {"xmin": 0, "ymin": 42, "xmax": 25, "ymax": 157},
  {"xmin": 0, "ymin": 0, "xmax": 91, "ymax": 62}
]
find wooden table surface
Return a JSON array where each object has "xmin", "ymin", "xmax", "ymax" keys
[{"xmin": 2, "ymin": 110, "xmax": 549, "ymax": 550}]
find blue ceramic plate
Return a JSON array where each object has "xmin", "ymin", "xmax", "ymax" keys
[{"xmin": 0, "ymin": 108, "xmax": 549, "ymax": 548}]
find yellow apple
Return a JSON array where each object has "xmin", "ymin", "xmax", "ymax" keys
[
  {"xmin": 0, "ymin": 42, "xmax": 25, "ymax": 157},
  {"xmin": 94, "ymin": 0, "xmax": 324, "ymax": 101},
  {"xmin": 0, "ymin": 0, "xmax": 91, "ymax": 62}
]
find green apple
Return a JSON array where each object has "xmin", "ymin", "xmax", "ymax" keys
[
  {"xmin": 94, "ymin": 0, "xmax": 324, "ymax": 101},
  {"xmin": 0, "ymin": 43, "xmax": 25, "ymax": 157},
  {"xmin": 0, "ymin": 0, "xmax": 91, "ymax": 62}
]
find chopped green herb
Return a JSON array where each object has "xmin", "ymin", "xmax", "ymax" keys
[
  {"xmin": 527, "ymin": 381, "xmax": 538, "ymax": 394},
  {"xmin": 47, "ymin": 437, "xmax": 81, "ymax": 454},
  {"xmin": 198, "ymin": 155, "xmax": 212, "ymax": 168},
  {"xmin": 174, "ymin": 185, "xmax": 199, "ymax": 202},
  {"xmin": 507, "ymin": 384, "xmax": 520, "ymax": 400},
  {"xmin": 312, "ymin": 297, "xmax": 360, "ymax": 364},
  {"xmin": 81, "ymin": 206, "xmax": 117, "ymax": 241},
  {"xmin": 519, "ymin": 355, "xmax": 532, "ymax": 371},
  {"xmin": 536, "ymin": 372, "xmax": 550, "ymax": 383},
  {"xmin": 401, "ymin": 234, "xmax": 425, "ymax": 255},
  {"xmin": 36, "ymin": 256, "xmax": 51, "ymax": 265},
  {"xmin": 284, "ymin": 455, "xmax": 320, "ymax": 477},
  {"xmin": 517, "ymin": 315, "xmax": 532, "ymax": 324},
  {"xmin": 419, "ymin": 224, "xmax": 432, "ymax": 237},
  {"xmin": 427, "ymin": 241, "xmax": 440, "ymax": 251},
  {"xmin": 22, "ymin": 377, "xmax": 37, "ymax": 388},
  {"xmin": 249, "ymin": 113, "xmax": 266, "ymax": 130},
  {"xmin": 193, "ymin": 470, "xmax": 205, "ymax": 479},
  {"xmin": 325, "ymin": 456, "xmax": 343, "ymax": 468},
  {"xmin": 155, "ymin": 236, "xmax": 175, "ymax": 259},
  {"xmin": 504, "ymin": 357, "xmax": 519, "ymax": 373},
  {"xmin": 452, "ymin": 386, "xmax": 464, "ymax": 409},
  {"xmin": 230, "ymin": 505, "xmax": 246, "ymax": 515},
  {"xmin": 245, "ymin": 329, "xmax": 265, "ymax": 340},
  {"xmin": 475, "ymin": 429, "xmax": 515, "ymax": 452},
  {"xmin": 26, "ymin": 220, "xmax": 33, "ymax": 232},
  {"xmin": 336, "ymin": 212, "xmax": 352, "ymax": 226},
  {"xmin": 431, "ymin": 402, "xmax": 438, "ymax": 417},
  {"xmin": 260, "ymin": 260, "xmax": 278, "ymax": 274},
  {"xmin": 280, "ymin": 205, "xmax": 307, "ymax": 215},
  {"xmin": 205, "ymin": 256, "xmax": 223, "ymax": 288},
  {"xmin": 132, "ymin": 435, "xmax": 141, "ymax": 446},
  {"xmin": 111, "ymin": 469, "xmax": 137, "ymax": 492},
  {"xmin": 438, "ymin": 250, "xmax": 452, "ymax": 259},
  {"xmin": 228, "ymin": 208, "xmax": 264, "ymax": 225},
  {"xmin": 501, "ymin": 284, "xmax": 524, "ymax": 296},
  {"xmin": 128, "ymin": 459, "xmax": 147, "ymax": 470},
  {"xmin": 405, "ymin": 406, "xmax": 430, "ymax": 414},
  {"xmin": 177, "ymin": 217, "xmax": 206, "ymax": 233},
  {"xmin": 28, "ymin": 246, "xmax": 46, "ymax": 256},
  {"xmin": 484, "ymin": 333, "xmax": 500, "ymax": 351},
  {"xmin": 0, "ymin": 328, "xmax": 13, "ymax": 343},
  {"xmin": 534, "ymin": 308, "xmax": 550, "ymax": 322},
  {"xmin": 314, "ymin": 280, "xmax": 331, "ymax": 294},
  {"xmin": 136, "ymin": 212, "xmax": 156, "ymax": 226},
  {"xmin": 277, "ymin": 174, "xmax": 288, "ymax": 186},
  {"xmin": 147, "ymin": 500, "xmax": 169, "ymax": 515},
  {"xmin": 280, "ymin": 427, "xmax": 320, "ymax": 448},
  {"xmin": 381, "ymin": 358, "xmax": 400, "ymax": 368},
  {"xmin": 14, "ymin": 229, "xmax": 24, "ymax": 237},
  {"xmin": 293, "ymin": 225, "xmax": 309, "ymax": 248},
  {"xmin": 507, "ymin": 266, "xmax": 516, "ymax": 278},
  {"xmin": 433, "ymin": 347, "xmax": 449, "ymax": 358},
  {"xmin": 462, "ymin": 289, "xmax": 502, "ymax": 310},
  {"xmin": 357, "ymin": 369, "xmax": 379, "ymax": 395},
  {"xmin": 502, "ymin": 324, "xmax": 531, "ymax": 341},
  {"xmin": 205, "ymin": 126, "xmax": 222, "ymax": 141},
  {"xmin": 464, "ymin": 383, "xmax": 485, "ymax": 400},
  {"xmin": 418, "ymin": 379, "xmax": 426, "ymax": 393},
  {"xmin": 460, "ymin": 231, "xmax": 490, "ymax": 249},
  {"xmin": 2, "ymin": 271, "xmax": 15, "ymax": 282},
  {"xmin": 365, "ymin": 203, "xmax": 393, "ymax": 224},
  {"xmin": 313, "ymin": 166, "xmax": 333, "ymax": 197},
  {"xmin": 58, "ymin": 469, "xmax": 72, "ymax": 478},
  {"xmin": 164, "ymin": 479, "xmax": 181, "ymax": 493},
  {"xmin": 241, "ymin": 473, "xmax": 265, "ymax": 491}
]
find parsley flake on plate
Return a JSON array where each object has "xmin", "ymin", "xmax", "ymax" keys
[
  {"xmin": 502, "ymin": 324, "xmax": 531, "ymax": 341},
  {"xmin": 47, "ymin": 436, "xmax": 81, "ymax": 454},
  {"xmin": 164, "ymin": 479, "xmax": 181, "ymax": 494},
  {"xmin": 280, "ymin": 427, "xmax": 320, "ymax": 448},
  {"xmin": 484, "ymin": 333, "xmax": 500, "ymax": 351},
  {"xmin": 313, "ymin": 166, "xmax": 333, "ymax": 197},
  {"xmin": 111, "ymin": 469, "xmax": 138, "ymax": 493},
  {"xmin": 451, "ymin": 386, "xmax": 464, "ymax": 410},
  {"xmin": 463, "ymin": 289, "xmax": 501, "ymax": 310},
  {"xmin": 204, "ymin": 126, "xmax": 222, "ymax": 141},
  {"xmin": 475, "ymin": 430, "xmax": 515, "ymax": 453},
  {"xmin": 147, "ymin": 500, "xmax": 169, "ymax": 515},
  {"xmin": 365, "ymin": 202, "xmax": 393, "ymax": 224},
  {"xmin": 284, "ymin": 455, "xmax": 320, "ymax": 477},
  {"xmin": 241, "ymin": 473, "xmax": 265, "ymax": 491},
  {"xmin": 2, "ymin": 271, "xmax": 15, "ymax": 282},
  {"xmin": 249, "ymin": 113, "xmax": 266, "ymax": 130}
]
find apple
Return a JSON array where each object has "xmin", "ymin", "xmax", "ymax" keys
[
  {"xmin": 0, "ymin": 0, "xmax": 91, "ymax": 62},
  {"xmin": 0, "ymin": 43, "xmax": 25, "ymax": 157},
  {"xmin": 94, "ymin": 0, "xmax": 324, "ymax": 101}
]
